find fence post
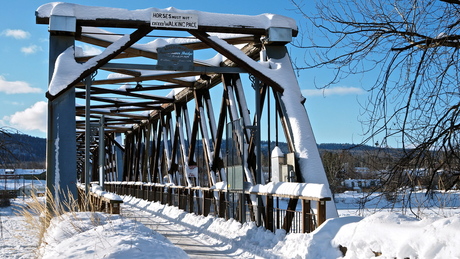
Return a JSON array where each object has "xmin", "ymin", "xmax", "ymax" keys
[
  {"xmin": 218, "ymin": 190, "xmax": 226, "ymax": 218},
  {"xmin": 137, "ymin": 184, "xmax": 143, "ymax": 199},
  {"xmin": 301, "ymin": 199, "xmax": 311, "ymax": 233},
  {"xmin": 265, "ymin": 195, "xmax": 274, "ymax": 232},
  {"xmin": 167, "ymin": 187, "xmax": 173, "ymax": 205},
  {"xmin": 159, "ymin": 186, "xmax": 164, "ymax": 204},
  {"xmin": 188, "ymin": 188, "xmax": 194, "ymax": 213},
  {"xmin": 179, "ymin": 187, "xmax": 186, "ymax": 210},
  {"xmin": 317, "ymin": 200, "xmax": 327, "ymax": 226},
  {"xmin": 147, "ymin": 185, "xmax": 153, "ymax": 201},
  {"xmin": 203, "ymin": 189, "xmax": 212, "ymax": 216}
]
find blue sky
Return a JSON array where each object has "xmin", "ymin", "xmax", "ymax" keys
[{"xmin": 0, "ymin": 0, "xmax": 369, "ymax": 144}]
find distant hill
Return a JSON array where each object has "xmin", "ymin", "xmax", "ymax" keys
[
  {"xmin": 317, "ymin": 143, "xmax": 378, "ymax": 151},
  {"xmin": 0, "ymin": 132, "xmax": 46, "ymax": 165},
  {"xmin": 2, "ymin": 133, "xmax": 390, "ymax": 166}
]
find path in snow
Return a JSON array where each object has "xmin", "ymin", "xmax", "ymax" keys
[
  {"xmin": 0, "ymin": 202, "xmax": 37, "ymax": 259},
  {"xmin": 122, "ymin": 205, "xmax": 236, "ymax": 258}
]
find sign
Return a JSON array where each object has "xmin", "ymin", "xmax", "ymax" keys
[
  {"xmin": 157, "ymin": 44, "xmax": 194, "ymax": 71},
  {"xmin": 187, "ymin": 165, "xmax": 198, "ymax": 178},
  {"xmin": 151, "ymin": 12, "xmax": 198, "ymax": 29}
]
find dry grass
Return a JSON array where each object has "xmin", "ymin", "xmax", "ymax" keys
[{"xmin": 15, "ymin": 186, "xmax": 102, "ymax": 258}]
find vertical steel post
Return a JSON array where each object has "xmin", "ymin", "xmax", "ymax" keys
[
  {"xmin": 46, "ymin": 21, "xmax": 77, "ymax": 209},
  {"xmin": 98, "ymin": 115, "xmax": 105, "ymax": 190},
  {"xmin": 255, "ymin": 78, "xmax": 263, "ymax": 226},
  {"xmin": 85, "ymin": 76, "xmax": 91, "ymax": 194},
  {"xmin": 115, "ymin": 133, "xmax": 124, "ymax": 181}
]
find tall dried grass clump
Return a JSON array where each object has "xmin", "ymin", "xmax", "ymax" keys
[{"xmin": 16, "ymin": 186, "xmax": 100, "ymax": 257}]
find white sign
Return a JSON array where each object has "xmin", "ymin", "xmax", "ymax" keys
[{"xmin": 151, "ymin": 12, "xmax": 198, "ymax": 29}]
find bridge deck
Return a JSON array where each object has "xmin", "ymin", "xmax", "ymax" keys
[{"xmin": 122, "ymin": 203, "xmax": 236, "ymax": 258}]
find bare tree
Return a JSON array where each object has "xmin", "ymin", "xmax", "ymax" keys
[
  {"xmin": 290, "ymin": 0, "xmax": 460, "ymax": 195},
  {"xmin": 0, "ymin": 127, "xmax": 22, "ymax": 166}
]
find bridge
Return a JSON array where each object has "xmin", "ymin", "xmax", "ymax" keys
[{"xmin": 37, "ymin": 2, "xmax": 338, "ymax": 235}]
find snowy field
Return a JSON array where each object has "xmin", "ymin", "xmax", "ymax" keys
[
  {"xmin": 0, "ymin": 180, "xmax": 45, "ymax": 191},
  {"xmin": 1, "ymin": 191, "xmax": 460, "ymax": 258}
]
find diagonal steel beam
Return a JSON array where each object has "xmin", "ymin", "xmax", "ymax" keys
[
  {"xmin": 188, "ymin": 31, "xmax": 284, "ymax": 93},
  {"xmin": 75, "ymin": 71, "xmax": 198, "ymax": 87},
  {"xmin": 75, "ymin": 85, "xmax": 174, "ymax": 102},
  {"xmin": 49, "ymin": 25, "xmax": 153, "ymax": 100}
]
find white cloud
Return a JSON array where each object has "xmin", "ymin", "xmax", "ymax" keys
[
  {"xmin": 75, "ymin": 44, "xmax": 103, "ymax": 57},
  {"xmin": 5, "ymin": 101, "xmax": 47, "ymax": 132},
  {"xmin": 1, "ymin": 29, "xmax": 30, "ymax": 39},
  {"xmin": 0, "ymin": 76, "xmax": 41, "ymax": 94},
  {"xmin": 21, "ymin": 45, "xmax": 42, "ymax": 55},
  {"xmin": 302, "ymin": 86, "xmax": 365, "ymax": 97}
]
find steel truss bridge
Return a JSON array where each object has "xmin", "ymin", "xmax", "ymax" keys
[{"xmin": 37, "ymin": 3, "xmax": 337, "ymax": 233}]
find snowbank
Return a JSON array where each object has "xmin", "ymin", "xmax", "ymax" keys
[
  {"xmin": 40, "ymin": 212, "xmax": 188, "ymax": 259},
  {"xmin": 272, "ymin": 216, "xmax": 362, "ymax": 258},
  {"xmin": 120, "ymin": 196, "xmax": 460, "ymax": 258},
  {"xmin": 334, "ymin": 212, "xmax": 460, "ymax": 259},
  {"xmin": 4, "ymin": 194, "xmax": 460, "ymax": 258}
]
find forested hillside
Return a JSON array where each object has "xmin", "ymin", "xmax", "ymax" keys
[
  {"xmin": 0, "ymin": 132, "xmax": 385, "ymax": 170},
  {"xmin": 0, "ymin": 131, "xmax": 46, "ymax": 168}
]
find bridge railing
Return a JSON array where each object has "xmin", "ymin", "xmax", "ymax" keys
[
  {"xmin": 77, "ymin": 184, "xmax": 123, "ymax": 214},
  {"xmin": 104, "ymin": 181, "xmax": 330, "ymax": 233}
]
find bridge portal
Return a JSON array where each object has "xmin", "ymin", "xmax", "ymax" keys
[{"xmin": 36, "ymin": 2, "xmax": 338, "ymax": 225}]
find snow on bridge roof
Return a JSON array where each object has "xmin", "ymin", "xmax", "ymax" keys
[{"xmin": 36, "ymin": 2, "xmax": 298, "ymax": 35}]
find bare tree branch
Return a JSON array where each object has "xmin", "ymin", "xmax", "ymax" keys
[{"xmin": 291, "ymin": 0, "xmax": 460, "ymax": 205}]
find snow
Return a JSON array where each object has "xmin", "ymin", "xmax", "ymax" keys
[
  {"xmin": 40, "ymin": 212, "xmax": 188, "ymax": 259},
  {"xmin": 37, "ymin": 3, "xmax": 297, "ymax": 31},
  {"xmin": 271, "ymin": 146, "xmax": 284, "ymax": 157},
  {"xmin": 250, "ymin": 182, "xmax": 329, "ymax": 198},
  {"xmin": 333, "ymin": 212, "xmax": 460, "ymax": 259},
  {"xmin": 48, "ymin": 35, "xmax": 130, "ymax": 96},
  {"xmin": 54, "ymin": 131, "xmax": 60, "ymax": 205},
  {"xmin": 48, "ymin": 47, "xmax": 82, "ymax": 95},
  {"xmin": 0, "ymin": 169, "xmax": 45, "ymax": 175},
  {"xmin": 90, "ymin": 184, "xmax": 123, "ymax": 201},
  {"xmin": 0, "ymin": 179, "xmax": 45, "ymax": 191},
  {"xmin": 2, "ymin": 191, "xmax": 460, "ymax": 258}
]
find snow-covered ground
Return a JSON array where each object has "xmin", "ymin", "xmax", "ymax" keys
[
  {"xmin": 0, "ymin": 199, "xmax": 39, "ymax": 259},
  {"xmin": 1, "ymin": 191, "xmax": 460, "ymax": 258}
]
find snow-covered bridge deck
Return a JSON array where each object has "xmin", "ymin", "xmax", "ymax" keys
[{"xmin": 122, "ymin": 202, "xmax": 237, "ymax": 258}]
